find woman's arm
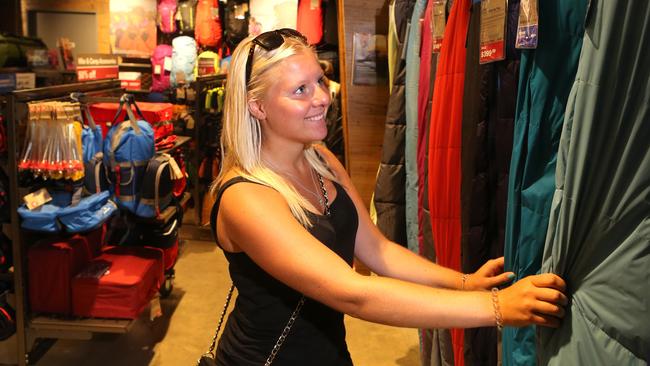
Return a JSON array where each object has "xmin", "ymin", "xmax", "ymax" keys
[
  {"xmin": 216, "ymin": 172, "xmax": 566, "ymax": 330},
  {"xmin": 314, "ymin": 146, "xmax": 511, "ymax": 291}
]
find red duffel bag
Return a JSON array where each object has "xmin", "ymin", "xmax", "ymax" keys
[{"xmin": 88, "ymin": 102, "xmax": 174, "ymax": 137}]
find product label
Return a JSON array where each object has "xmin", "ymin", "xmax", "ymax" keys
[
  {"xmin": 479, "ymin": 0, "xmax": 507, "ymax": 64},
  {"xmin": 431, "ymin": 1, "xmax": 447, "ymax": 53},
  {"xmin": 516, "ymin": 0, "xmax": 539, "ymax": 49},
  {"xmin": 24, "ymin": 188, "xmax": 53, "ymax": 210},
  {"xmin": 163, "ymin": 57, "xmax": 172, "ymax": 72}
]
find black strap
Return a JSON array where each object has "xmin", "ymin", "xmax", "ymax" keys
[{"xmin": 210, "ymin": 176, "xmax": 262, "ymax": 242}]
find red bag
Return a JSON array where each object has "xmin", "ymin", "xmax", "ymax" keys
[
  {"xmin": 158, "ymin": 0, "xmax": 178, "ymax": 34},
  {"xmin": 297, "ymin": 0, "xmax": 324, "ymax": 45},
  {"xmin": 72, "ymin": 246, "xmax": 164, "ymax": 319},
  {"xmin": 195, "ymin": 0, "xmax": 222, "ymax": 48},
  {"xmin": 28, "ymin": 236, "xmax": 92, "ymax": 315},
  {"xmin": 89, "ymin": 102, "xmax": 174, "ymax": 137}
]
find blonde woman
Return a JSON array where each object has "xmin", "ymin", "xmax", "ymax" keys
[{"xmin": 209, "ymin": 29, "xmax": 567, "ymax": 365}]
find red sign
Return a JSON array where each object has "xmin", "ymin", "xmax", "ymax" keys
[
  {"xmin": 77, "ymin": 54, "xmax": 119, "ymax": 81},
  {"xmin": 479, "ymin": 41, "xmax": 505, "ymax": 64}
]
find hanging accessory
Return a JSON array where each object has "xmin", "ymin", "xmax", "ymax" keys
[
  {"xmin": 197, "ymin": 284, "xmax": 305, "ymax": 366},
  {"xmin": 491, "ymin": 287, "xmax": 504, "ymax": 331}
]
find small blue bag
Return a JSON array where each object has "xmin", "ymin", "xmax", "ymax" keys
[
  {"xmin": 17, "ymin": 191, "xmax": 71, "ymax": 232},
  {"xmin": 58, "ymin": 191, "xmax": 117, "ymax": 233}
]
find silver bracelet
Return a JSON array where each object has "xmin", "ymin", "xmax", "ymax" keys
[
  {"xmin": 461, "ymin": 273, "xmax": 470, "ymax": 290},
  {"xmin": 491, "ymin": 287, "xmax": 504, "ymax": 331}
]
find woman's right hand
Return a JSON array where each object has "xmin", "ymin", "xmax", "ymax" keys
[{"xmin": 498, "ymin": 273, "xmax": 568, "ymax": 328}]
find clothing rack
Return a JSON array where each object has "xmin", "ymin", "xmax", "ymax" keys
[
  {"xmin": 3, "ymin": 79, "xmax": 131, "ymax": 366},
  {"xmin": 189, "ymin": 74, "xmax": 226, "ymax": 226}
]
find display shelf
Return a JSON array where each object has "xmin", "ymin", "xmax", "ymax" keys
[
  {"xmin": 158, "ymin": 135, "xmax": 191, "ymax": 154},
  {"xmin": 29, "ymin": 316, "xmax": 134, "ymax": 339}
]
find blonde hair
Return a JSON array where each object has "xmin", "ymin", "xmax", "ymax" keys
[{"xmin": 212, "ymin": 32, "xmax": 337, "ymax": 227}]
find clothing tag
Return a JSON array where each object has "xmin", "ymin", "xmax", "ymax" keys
[
  {"xmin": 185, "ymin": 114, "xmax": 195, "ymax": 129},
  {"xmin": 175, "ymin": 71, "xmax": 186, "ymax": 84},
  {"xmin": 163, "ymin": 57, "xmax": 172, "ymax": 71},
  {"xmin": 150, "ymin": 295, "xmax": 163, "ymax": 321},
  {"xmin": 233, "ymin": 4, "xmax": 246, "ymax": 19},
  {"xmin": 515, "ymin": 0, "xmax": 539, "ymax": 49},
  {"xmin": 310, "ymin": 0, "xmax": 320, "ymax": 10},
  {"xmin": 479, "ymin": 0, "xmax": 507, "ymax": 63},
  {"xmin": 431, "ymin": 0, "xmax": 446, "ymax": 53},
  {"xmin": 154, "ymin": 64, "xmax": 162, "ymax": 75},
  {"xmin": 169, "ymin": 157, "xmax": 184, "ymax": 179},
  {"xmin": 186, "ymin": 88, "xmax": 196, "ymax": 102},
  {"xmin": 23, "ymin": 188, "xmax": 52, "ymax": 210}
]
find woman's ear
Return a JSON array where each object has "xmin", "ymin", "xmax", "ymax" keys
[{"xmin": 248, "ymin": 100, "xmax": 266, "ymax": 121}]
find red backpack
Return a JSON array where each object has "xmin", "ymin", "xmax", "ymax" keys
[
  {"xmin": 151, "ymin": 44, "xmax": 173, "ymax": 92},
  {"xmin": 195, "ymin": 0, "xmax": 222, "ymax": 48},
  {"xmin": 158, "ymin": 0, "xmax": 178, "ymax": 34}
]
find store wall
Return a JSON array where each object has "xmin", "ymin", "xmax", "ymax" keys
[
  {"xmin": 21, "ymin": 0, "xmax": 110, "ymax": 53},
  {"xmin": 339, "ymin": 0, "xmax": 390, "ymax": 206}
]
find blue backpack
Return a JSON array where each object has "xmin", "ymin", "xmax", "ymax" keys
[{"xmin": 103, "ymin": 95, "xmax": 155, "ymax": 214}]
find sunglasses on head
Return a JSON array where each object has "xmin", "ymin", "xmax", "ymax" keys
[{"xmin": 246, "ymin": 28, "xmax": 308, "ymax": 86}]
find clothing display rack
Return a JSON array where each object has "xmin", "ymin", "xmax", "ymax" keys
[{"xmin": 189, "ymin": 74, "xmax": 226, "ymax": 226}]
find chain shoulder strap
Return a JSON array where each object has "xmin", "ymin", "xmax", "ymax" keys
[{"xmin": 199, "ymin": 283, "xmax": 305, "ymax": 365}]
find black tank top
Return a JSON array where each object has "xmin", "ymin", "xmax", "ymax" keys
[{"xmin": 210, "ymin": 176, "xmax": 358, "ymax": 365}]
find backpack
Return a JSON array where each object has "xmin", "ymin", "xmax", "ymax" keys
[
  {"xmin": 176, "ymin": 0, "xmax": 197, "ymax": 34},
  {"xmin": 135, "ymin": 153, "xmax": 176, "ymax": 218},
  {"xmin": 223, "ymin": 0, "xmax": 250, "ymax": 49},
  {"xmin": 196, "ymin": 50, "xmax": 220, "ymax": 76},
  {"xmin": 195, "ymin": 0, "xmax": 222, "ymax": 48},
  {"xmin": 83, "ymin": 152, "xmax": 110, "ymax": 194},
  {"xmin": 171, "ymin": 36, "xmax": 197, "ymax": 87},
  {"xmin": 158, "ymin": 0, "xmax": 178, "ymax": 34},
  {"xmin": 102, "ymin": 95, "xmax": 155, "ymax": 214},
  {"xmin": 297, "ymin": 0, "xmax": 323, "ymax": 45},
  {"xmin": 151, "ymin": 44, "xmax": 173, "ymax": 92}
]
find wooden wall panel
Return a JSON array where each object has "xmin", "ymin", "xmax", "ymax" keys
[
  {"xmin": 339, "ymin": 0, "xmax": 390, "ymax": 206},
  {"xmin": 22, "ymin": 0, "xmax": 111, "ymax": 53}
]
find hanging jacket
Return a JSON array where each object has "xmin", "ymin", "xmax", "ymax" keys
[
  {"xmin": 502, "ymin": 0, "xmax": 588, "ymax": 365},
  {"xmin": 538, "ymin": 1, "xmax": 650, "ymax": 364},
  {"xmin": 460, "ymin": 1, "xmax": 520, "ymax": 365},
  {"xmin": 427, "ymin": 0, "xmax": 471, "ymax": 364},
  {"xmin": 404, "ymin": 0, "xmax": 428, "ymax": 254},
  {"xmin": 418, "ymin": 2, "xmax": 454, "ymax": 365},
  {"xmin": 372, "ymin": 0, "xmax": 416, "ymax": 247}
]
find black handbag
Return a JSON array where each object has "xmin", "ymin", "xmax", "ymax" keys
[{"xmin": 197, "ymin": 284, "xmax": 304, "ymax": 366}]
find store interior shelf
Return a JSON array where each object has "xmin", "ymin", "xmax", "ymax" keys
[{"xmin": 29, "ymin": 316, "xmax": 134, "ymax": 339}]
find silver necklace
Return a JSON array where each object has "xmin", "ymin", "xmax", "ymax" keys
[{"xmin": 263, "ymin": 159, "xmax": 325, "ymax": 210}]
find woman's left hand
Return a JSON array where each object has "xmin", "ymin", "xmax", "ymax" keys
[{"xmin": 463, "ymin": 257, "xmax": 515, "ymax": 291}]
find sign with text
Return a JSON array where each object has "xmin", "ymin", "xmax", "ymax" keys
[{"xmin": 76, "ymin": 54, "xmax": 119, "ymax": 81}]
